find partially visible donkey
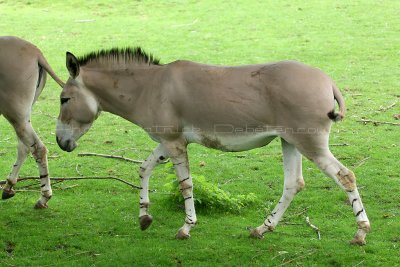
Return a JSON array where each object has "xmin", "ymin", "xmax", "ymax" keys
[{"xmin": 0, "ymin": 36, "xmax": 64, "ymax": 208}]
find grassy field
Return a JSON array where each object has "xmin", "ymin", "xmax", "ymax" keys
[{"xmin": 0, "ymin": 0, "xmax": 399, "ymax": 266}]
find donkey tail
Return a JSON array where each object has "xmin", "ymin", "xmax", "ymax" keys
[
  {"xmin": 37, "ymin": 52, "xmax": 65, "ymax": 88},
  {"xmin": 327, "ymin": 84, "xmax": 346, "ymax": 122}
]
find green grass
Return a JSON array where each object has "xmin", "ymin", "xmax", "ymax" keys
[{"xmin": 0, "ymin": 0, "xmax": 399, "ymax": 266}]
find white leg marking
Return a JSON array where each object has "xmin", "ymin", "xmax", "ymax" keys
[{"xmin": 251, "ymin": 139, "xmax": 304, "ymax": 237}]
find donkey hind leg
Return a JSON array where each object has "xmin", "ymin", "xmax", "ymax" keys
[
  {"xmin": 311, "ymin": 151, "xmax": 370, "ymax": 245},
  {"xmin": 2, "ymin": 139, "xmax": 29, "ymax": 200},
  {"xmin": 138, "ymin": 144, "xmax": 169, "ymax": 231},
  {"xmin": 13, "ymin": 121, "xmax": 52, "ymax": 208},
  {"xmin": 250, "ymin": 138, "xmax": 304, "ymax": 238}
]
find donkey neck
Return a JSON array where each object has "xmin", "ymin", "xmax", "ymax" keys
[{"xmin": 80, "ymin": 65, "xmax": 164, "ymax": 124}]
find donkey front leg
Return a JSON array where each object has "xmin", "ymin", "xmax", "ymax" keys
[
  {"xmin": 2, "ymin": 139, "xmax": 29, "ymax": 200},
  {"xmin": 251, "ymin": 139, "xmax": 304, "ymax": 238},
  {"xmin": 138, "ymin": 144, "xmax": 168, "ymax": 230},
  {"xmin": 163, "ymin": 140, "xmax": 197, "ymax": 239},
  {"xmin": 14, "ymin": 122, "xmax": 52, "ymax": 208}
]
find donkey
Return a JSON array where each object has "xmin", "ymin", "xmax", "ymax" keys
[
  {"xmin": 55, "ymin": 48, "xmax": 370, "ymax": 245},
  {"xmin": 0, "ymin": 36, "xmax": 64, "ymax": 208}
]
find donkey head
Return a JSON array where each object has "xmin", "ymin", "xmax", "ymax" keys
[{"xmin": 56, "ymin": 52, "xmax": 100, "ymax": 152}]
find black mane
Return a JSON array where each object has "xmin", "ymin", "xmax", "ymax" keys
[{"xmin": 77, "ymin": 47, "xmax": 161, "ymax": 66}]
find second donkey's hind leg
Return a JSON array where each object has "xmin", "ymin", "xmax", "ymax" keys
[
  {"xmin": 2, "ymin": 139, "xmax": 29, "ymax": 199},
  {"xmin": 250, "ymin": 138, "xmax": 305, "ymax": 238},
  {"xmin": 12, "ymin": 121, "xmax": 52, "ymax": 208}
]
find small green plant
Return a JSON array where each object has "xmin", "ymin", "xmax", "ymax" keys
[{"xmin": 164, "ymin": 173, "xmax": 258, "ymax": 213}]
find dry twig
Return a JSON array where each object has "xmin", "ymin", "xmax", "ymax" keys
[
  {"xmin": 353, "ymin": 157, "xmax": 370, "ymax": 169},
  {"xmin": 305, "ymin": 216, "xmax": 321, "ymax": 240},
  {"xmin": 78, "ymin": 152, "xmax": 143, "ymax": 164},
  {"xmin": 75, "ymin": 164, "xmax": 83, "ymax": 176},
  {"xmin": 357, "ymin": 119, "xmax": 400, "ymax": 126},
  {"xmin": 15, "ymin": 189, "xmax": 40, "ymax": 193},
  {"xmin": 0, "ymin": 176, "xmax": 141, "ymax": 190},
  {"xmin": 331, "ymin": 143, "xmax": 349, "ymax": 147},
  {"xmin": 379, "ymin": 102, "xmax": 397, "ymax": 112},
  {"xmin": 277, "ymin": 249, "xmax": 317, "ymax": 266}
]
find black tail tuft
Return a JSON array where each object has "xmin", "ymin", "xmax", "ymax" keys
[{"xmin": 327, "ymin": 110, "xmax": 344, "ymax": 122}]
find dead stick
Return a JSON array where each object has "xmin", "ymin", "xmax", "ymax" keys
[
  {"xmin": 353, "ymin": 157, "xmax": 370, "ymax": 169},
  {"xmin": 0, "ymin": 176, "xmax": 141, "ymax": 190},
  {"xmin": 305, "ymin": 216, "xmax": 321, "ymax": 240},
  {"xmin": 55, "ymin": 184, "xmax": 79, "ymax": 190},
  {"xmin": 78, "ymin": 152, "xmax": 144, "ymax": 164},
  {"xmin": 379, "ymin": 102, "xmax": 397, "ymax": 112},
  {"xmin": 15, "ymin": 189, "xmax": 40, "ymax": 193},
  {"xmin": 75, "ymin": 164, "xmax": 83, "ymax": 176},
  {"xmin": 331, "ymin": 143, "xmax": 349, "ymax": 146},
  {"xmin": 357, "ymin": 119, "xmax": 400, "ymax": 126},
  {"xmin": 277, "ymin": 250, "xmax": 317, "ymax": 266}
]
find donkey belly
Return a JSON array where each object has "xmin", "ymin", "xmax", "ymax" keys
[{"xmin": 183, "ymin": 127, "xmax": 278, "ymax": 152}]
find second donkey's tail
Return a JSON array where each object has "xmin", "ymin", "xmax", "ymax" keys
[{"xmin": 37, "ymin": 52, "xmax": 65, "ymax": 88}]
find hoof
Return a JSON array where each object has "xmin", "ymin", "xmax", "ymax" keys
[
  {"xmin": 350, "ymin": 221, "xmax": 370, "ymax": 245},
  {"xmin": 2, "ymin": 189, "xmax": 16, "ymax": 200},
  {"xmin": 249, "ymin": 228, "xmax": 264, "ymax": 239},
  {"xmin": 139, "ymin": 215, "xmax": 153, "ymax": 231},
  {"xmin": 34, "ymin": 201, "xmax": 48, "ymax": 209},
  {"xmin": 349, "ymin": 237, "xmax": 366, "ymax": 246},
  {"xmin": 176, "ymin": 229, "xmax": 190, "ymax": 240}
]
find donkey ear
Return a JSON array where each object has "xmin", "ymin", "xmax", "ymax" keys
[{"xmin": 66, "ymin": 52, "xmax": 80, "ymax": 78}]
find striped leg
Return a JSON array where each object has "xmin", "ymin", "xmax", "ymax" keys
[
  {"xmin": 13, "ymin": 121, "xmax": 52, "ymax": 208},
  {"xmin": 162, "ymin": 140, "xmax": 197, "ymax": 239},
  {"xmin": 312, "ymin": 151, "xmax": 370, "ymax": 245},
  {"xmin": 138, "ymin": 144, "xmax": 168, "ymax": 230},
  {"xmin": 2, "ymin": 139, "xmax": 29, "ymax": 199},
  {"xmin": 251, "ymin": 139, "xmax": 304, "ymax": 238}
]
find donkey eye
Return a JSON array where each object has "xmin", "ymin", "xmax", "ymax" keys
[{"xmin": 61, "ymin": 97, "xmax": 71, "ymax": 105}]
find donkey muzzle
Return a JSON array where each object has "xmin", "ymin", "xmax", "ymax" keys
[{"xmin": 56, "ymin": 136, "xmax": 77, "ymax": 152}]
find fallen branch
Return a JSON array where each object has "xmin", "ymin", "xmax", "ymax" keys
[
  {"xmin": 379, "ymin": 102, "xmax": 397, "ymax": 112},
  {"xmin": 357, "ymin": 119, "xmax": 400, "ymax": 126},
  {"xmin": 285, "ymin": 207, "xmax": 309, "ymax": 219},
  {"xmin": 331, "ymin": 143, "xmax": 349, "ymax": 147},
  {"xmin": 15, "ymin": 189, "xmax": 40, "ymax": 193},
  {"xmin": 0, "ymin": 176, "xmax": 141, "ymax": 190},
  {"xmin": 78, "ymin": 152, "xmax": 143, "ymax": 164},
  {"xmin": 277, "ymin": 249, "xmax": 317, "ymax": 266},
  {"xmin": 305, "ymin": 216, "xmax": 321, "ymax": 240},
  {"xmin": 353, "ymin": 157, "xmax": 370, "ymax": 169},
  {"xmin": 54, "ymin": 184, "xmax": 79, "ymax": 190},
  {"xmin": 348, "ymin": 93, "xmax": 363, "ymax": 97},
  {"xmin": 75, "ymin": 164, "xmax": 83, "ymax": 176}
]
